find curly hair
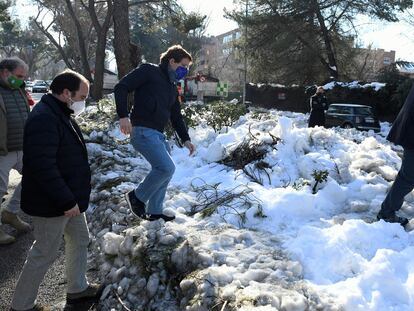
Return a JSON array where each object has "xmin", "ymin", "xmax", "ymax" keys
[{"xmin": 159, "ymin": 45, "xmax": 192, "ymax": 65}]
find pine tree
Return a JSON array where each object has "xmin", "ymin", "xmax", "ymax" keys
[{"xmin": 229, "ymin": 0, "xmax": 412, "ymax": 84}]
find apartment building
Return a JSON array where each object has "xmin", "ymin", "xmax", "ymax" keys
[
  {"xmin": 195, "ymin": 28, "xmax": 245, "ymax": 91},
  {"xmin": 354, "ymin": 48, "xmax": 396, "ymax": 81}
]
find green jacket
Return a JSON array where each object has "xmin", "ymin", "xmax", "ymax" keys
[{"xmin": 0, "ymin": 80, "xmax": 29, "ymax": 156}]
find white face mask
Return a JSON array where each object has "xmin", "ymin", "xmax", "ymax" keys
[{"xmin": 70, "ymin": 100, "xmax": 86, "ymax": 117}]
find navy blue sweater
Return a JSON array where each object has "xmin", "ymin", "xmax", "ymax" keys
[
  {"xmin": 114, "ymin": 62, "xmax": 190, "ymax": 142},
  {"xmin": 387, "ymin": 84, "xmax": 414, "ymax": 149}
]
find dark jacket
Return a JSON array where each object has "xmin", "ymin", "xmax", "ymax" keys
[
  {"xmin": 21, "ymin": 94, "xmax": 91, "ymax": 217},
  {"xmin": 308, "ymin": 93, "xmax": 328, "ymax": 127},
  {"xmin": 387, "ymin": 84, "xmax": 414, "ymax": 149},
  {"xmin": 0, "ymin": 79, "xmax": 29, "ymax": 155},
  {"xmin": 114, "ymin": 62, "xmax": 190, "ymax": 142}
]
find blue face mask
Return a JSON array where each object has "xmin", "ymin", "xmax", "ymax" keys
[{"xmin": 175, "ymin": 66, "xmax": 188, "ymax": 80}]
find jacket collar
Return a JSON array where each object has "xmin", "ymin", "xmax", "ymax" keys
[
  {"xmin": 41, "ymin": 93, "xmax": 70, "ymax": 117},
  {"xmin": 41, "ymin": 94, "xmax": 87, "ymax": 151},
  {"xmin": 159, "ymin": 62, "xmax": 176, "ymax": 84}
]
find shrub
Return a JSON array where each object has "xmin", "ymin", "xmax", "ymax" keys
[
  {"xmin": 205, "ymin": 101, "xmax": 248, "ymax": 133},
  {"xmin": 311, "ymin": 170, "xmax": 329, "ymax": 194}
]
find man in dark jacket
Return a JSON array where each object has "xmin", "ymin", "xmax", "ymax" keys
[
  {"xmin": 308, "ymin": 86, "xmax": 328, "ymax": 127},
  {"xmin": 115, "ymin": 45, "xmax": 196, "ymax": 222},
  {"xmin": 377, "ymin": 84, "xmax": 414, "ymax": 227},
  {"xmin": 10, "ymin": 70, "xmax": 101, "ymax": 311},
  {"xmin": 0, "ymin": 57, "xmax": 32, "ymax": 245}
]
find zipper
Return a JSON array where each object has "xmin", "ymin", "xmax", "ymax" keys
[{"xmin": 69, "ymin": 119, "xmax": 86, "ymax": 151}]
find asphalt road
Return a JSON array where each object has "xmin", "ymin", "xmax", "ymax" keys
[
  {"xmin": 29, "ymin": 91, "xmax": 44, "ymax": 103},
  {"xmin": 0, "ymin": 170, "xmax": 99, "ymax": 311}
]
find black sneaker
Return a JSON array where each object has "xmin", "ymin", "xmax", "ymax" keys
[
  {"xmin": 146, "ymin": 214, "xmax": 176, "ymax": 222},
  {"xmin": 125, "ymin": 190, "xmax": 146, "ymax": 217},
  {"xmin": 377, "ymin": 211, "xmax": 409, "ymax": 227},
  {"xmin": 66, "ymin": 283, "xmax": 104, "ymax": 304}
]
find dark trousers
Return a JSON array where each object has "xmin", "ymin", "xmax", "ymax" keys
[{"xmin": 381, "ymin": 149, "xmax": 414, "ymax": 216}]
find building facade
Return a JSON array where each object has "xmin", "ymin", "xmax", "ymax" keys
[
  {"xmin": 354, "ymin": 48, "xmax": 396, "ymax": 81},
  {"xmin": 195, "ymin": 28, "xmax": 245, "ymax": 92}
]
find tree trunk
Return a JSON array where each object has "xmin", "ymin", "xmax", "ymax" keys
[
  {"xmin": 267, "ymin": 3, "xmax": 333, "ymax": 81},
  {"xmin": 313, "ymin": 1, "xmax": 339, "ymax": 80},
  {"xmin": 64, "ymin": 0, "xmax": 93, "ymax": 82},
  {"xmin": 33, "ymin": 19, "xmax": 74, "ymax": 70},
  {"xmin": 113, "ymin": 0, "xmax": 137, "ymax": 79},
  {"xmin": 91, "ymin": 33, "xmax": 107, "ymax": 100},
  {"xmin": 86, "ymin": 0, "xmax": 114, "ymax": 100}
]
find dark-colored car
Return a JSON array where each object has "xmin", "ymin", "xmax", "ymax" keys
[
  {"xmin": 32, "ymin": 81, "xmax": 49, "ymax": 93},
  {"xmin": 325, "ymin": 103, "xmax": 381, "ymax": 132}
]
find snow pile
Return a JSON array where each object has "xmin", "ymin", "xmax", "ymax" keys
[
  {"xmin": 323, "ymin": 81, "xmax": 386, "ymax": 91},
  {"xmin": 80, "ymin": 100, "xmax": 414, "ymax": 311}
]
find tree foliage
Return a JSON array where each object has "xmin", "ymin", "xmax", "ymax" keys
[
  {"xmin": 31, "ymin": 0, "xmax": 113, "ymax": 99},
  {"xmin": 129, "ymin": 2, "xmax": 207, "ymax": 69},
  {"xmin": 228, "ymin": 0, "xmax": 412, "ymax": 85},
  {"xmin": 0, "ymin": 2, "xmax": 54, "ymax": 78}
]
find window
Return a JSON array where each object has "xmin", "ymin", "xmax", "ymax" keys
[
  {"xmin": 327, "ymin": 106, "xmax": 340, "ymax": 114},
  {"xmin": 354, "ymin": 107, "xmax": 372, "ymax": 116},
  {"xmin": 328, "ymin": 106, "xmax": 352, "ymax": 114},
  {"xmin": 383, "ymin": 57, "xmax": 391, "ymax": 65},
  {"xmin": 340, "ymin": 107, "xmax": 353, "ymax": 114},
  {"xmin": 223, "ymin": 34, "xmax": 233, "ymax": 44}
]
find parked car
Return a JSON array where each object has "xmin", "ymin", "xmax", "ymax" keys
[
  {"xmin": 25, "ymin": 80, "xmax": 34, "ymax": 92},
  {"xmin": 325, "ymin": 103, "xmax": 381, "ymax": 132},
  {"xmin": 32, "ymin": 80, "xmax": 49, "ymax": 93}
]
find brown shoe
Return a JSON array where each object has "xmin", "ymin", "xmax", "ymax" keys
[
  {"xmin": 1, "ymin": 210, "xmax": 31, "ymax": 232},
  {"xmin": 0, "ymin": 228, "xmax": 15, "ymax": 245},
  {"xmin": 10, "ymin": 303, "xmax": 51, "ymax": 311},
  {"xmin": 66, "ymin": 283, "xmax": 104, "ymax": 304}
]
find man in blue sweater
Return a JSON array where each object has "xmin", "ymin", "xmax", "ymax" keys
[{"xmin": 114, "ymin": 45, "xmax": 196, "ymax": 222}]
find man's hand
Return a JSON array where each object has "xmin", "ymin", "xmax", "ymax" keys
[
  {"xmin": 184, "ymin": 140, "xmax": 196, "ymax": 156},
  {"xmin": 119, "ymin": 117, "xmax": 132, "ymax": 135},
  {"xmin": 65, "ymin": 204, "xmax": 81, "ymax": 217}
]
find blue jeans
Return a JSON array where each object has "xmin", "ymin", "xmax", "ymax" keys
[
  {"xmin": 130, "ymin": 126, "xmax": 175, "ymax": 214},
  {"xmin": 381, "ymin": 149, "xmax": 414, "ymax": 216}
]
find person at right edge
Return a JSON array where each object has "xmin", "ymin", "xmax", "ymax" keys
[
  {"xmin": 114, "ymin": 45, "xmax": 196, "ymax": 222},
  {"xmin": 377, "ymin": 83, "xmax": 414, "ymax": 227}
]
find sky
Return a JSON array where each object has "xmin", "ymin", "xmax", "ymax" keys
[
  {"xmin": 178, "ymin": 0, "xmax": 414, "ymax": 62},
  {"xmin": 11, "ymin": 0, "xmax": 414, "ymax": 62}
]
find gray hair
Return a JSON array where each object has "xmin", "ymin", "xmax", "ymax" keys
[{"xmin": 0, "ymin": 57, "xmax": 28, "ymax": 72}]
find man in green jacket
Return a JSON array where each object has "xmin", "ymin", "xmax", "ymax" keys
[{"xmin": 0, "ymin": 57, "xmax": 31, "ymax": 244}]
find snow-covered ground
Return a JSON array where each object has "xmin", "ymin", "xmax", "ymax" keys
[{"xmin": 83, "ymin": 104, "xmax": 414, "ymax": 311}]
